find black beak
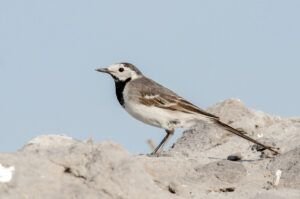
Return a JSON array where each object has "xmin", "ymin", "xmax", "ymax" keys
[{"xmin": 95, "ymin": 68, "xmax": 110, "ymax": 74}]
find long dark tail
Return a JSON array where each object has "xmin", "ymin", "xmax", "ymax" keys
[{"xmin": 214, "ymin": 120, "xmax": 280, "ymax": 155}]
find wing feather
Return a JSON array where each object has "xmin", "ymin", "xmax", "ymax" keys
[
  {"xmin": 129, "ymin": 77, "xmax": 219, "ymax": 119},
  {"xmin": 139, "ymin": 92, "xmax": 219, "ymax": 119}
]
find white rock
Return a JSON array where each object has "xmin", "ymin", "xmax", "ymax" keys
[{"xmin": 0, "ymin": 163, "xmax": 15, "ymax": 183}]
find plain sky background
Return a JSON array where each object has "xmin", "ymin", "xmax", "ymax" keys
[{"xmin": 0, "ymin": 0, "xmax": 299, "ymax": 154}]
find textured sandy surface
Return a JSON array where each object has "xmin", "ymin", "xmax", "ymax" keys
[{"xmin": 0, "ymin": 99, "xmax": 299, "ymax": 199}]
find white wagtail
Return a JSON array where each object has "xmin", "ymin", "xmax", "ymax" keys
[{"xmin": 96, "ymin": 63, "xmax": 279, "ymax": 155}]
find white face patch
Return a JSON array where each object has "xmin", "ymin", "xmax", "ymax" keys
[{"xmin": 107, "ymin": 63, "xmax": 140, "ymax": 81}]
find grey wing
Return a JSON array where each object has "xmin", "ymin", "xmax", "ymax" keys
[{"xmin": 132, "ymin": 77, "xmax": 219, "ymax": 120}]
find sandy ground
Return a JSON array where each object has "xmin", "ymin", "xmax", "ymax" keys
[{"xmin": 0, "ymin": 99, "xmax": 299, "ymax": 199}]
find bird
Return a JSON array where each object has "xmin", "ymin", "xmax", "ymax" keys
[{"xmin": 96, "ymin": 62, "xmax": 279, "ymax": 155}]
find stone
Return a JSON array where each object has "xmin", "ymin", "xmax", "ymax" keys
[{"xmin": 1, "ymin": 99, "xmax": 300, "ymax": 199}]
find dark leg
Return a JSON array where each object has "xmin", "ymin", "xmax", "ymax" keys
[{"xmin": 151, "ymin": 129, "xmax": 174, "ymax": 155}]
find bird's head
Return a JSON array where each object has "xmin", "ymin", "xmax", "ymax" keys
[{"xmin": 96, "ymin": 62, "xmax": 143, "ymax": 82}]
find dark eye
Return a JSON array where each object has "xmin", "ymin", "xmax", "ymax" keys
[{"xmin": 119, "ymin": 68, "xmax": 124, "ymax": 72}]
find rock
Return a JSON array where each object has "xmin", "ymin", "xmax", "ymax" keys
[
  {"xmin": 267, "ymin": 147, "xmax": 300, "ymax": 189},
  {"xmin": 0, "ymin": 164, "xmax": 15, "ymax": 183},
  {"xmin": 0, "ymin": 135, "xmax": 172, "ymax": 199},
  {"xmin": 1, "ymin": 99, "xmax": 300, "ymax": 199},
  {"xmin": 194, "ymin": 160, "xmax": 247, "ymax": 185},
  {"xmin": 170, "ymin": 122, "xmax": 228, "ymax": 157},
  {"xmin": 251, "ymin": 189, "xmax": 300, "ymax": 199},
  {"xmin": 227, "ymin": 153, "xmax": 243, "ymax": 161}
]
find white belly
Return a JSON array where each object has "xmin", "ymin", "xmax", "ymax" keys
[{"xmin": 123, "ymin": 100, "xmax": 197, "ymax": 130}]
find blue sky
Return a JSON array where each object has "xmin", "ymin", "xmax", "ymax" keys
[{"xmin": 0, "ymin": 0, "xmax": 299, "ymax": 153}]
